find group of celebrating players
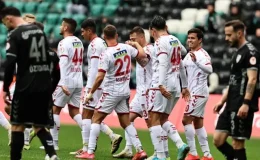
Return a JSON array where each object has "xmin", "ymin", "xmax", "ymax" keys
[{"xmin": 0, "ymin": 5, "xmax": 259, "ymax": 160}]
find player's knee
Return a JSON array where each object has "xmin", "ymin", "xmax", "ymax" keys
[
  {"xmin": 11, "ymin": 125, "xmax": 25, "ymax": 132},
  {"xmin": 129, "ymin": 113, "xmax": 138, "ymax": 122},
  {"xmin": 82, "ymin": 109, "xmax": 94, "ymax": 119},
  {"xmin": 53, "ymin": 106, "xmax": 62, "ymax": 115},
  {"xmin": 213, "ymin": 132, "xmax": 225, "ymax": 147},
  {"xmin": 92, "ymin": 111, "xmax": 107, "ymax": 124},
  {"xmin": 160, "ymin": 114, "xmax": 168, "ymax": 125},
  {"xmin": 182, "ymin": 115, "xmax": 192, "ymax": 126},
  {"xmin": 232, "ymin": 139, "xmax": 245, "ymax": 149}
]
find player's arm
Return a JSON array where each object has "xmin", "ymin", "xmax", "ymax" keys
[
  {"xmin": 87, "ymin": 55, "xmax": 100, "ymax": 89},
  {"xmin": 179, "ymin": 60, "xmax": 188, "ymax": 89},
  {"xmin": 136, "ymin": 54, "xmax": 150, "ymax": 67},
  {"xmin": 126, "ymin": 41, "xmax": 146, "ymax": 59},
  {"xmin": 89, "ymin": 71, "xmax": 105, "ymax": 95},
  {"xmin": 193, "ymin": 53, "xmax": 213, "ymax": 74}
]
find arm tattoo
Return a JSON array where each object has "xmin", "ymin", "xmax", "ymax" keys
[
  {"xmin": 136, "ymin": 58, "xmax": 149, "ymax": 67},
  {"xmin": 246, "ymin": 84, "xmax": 255, "ymax": 95}
]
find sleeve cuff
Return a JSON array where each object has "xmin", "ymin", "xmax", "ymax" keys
[{"xmin": 98, "ymin": 69, "xmax": 106, "ymax": 73}]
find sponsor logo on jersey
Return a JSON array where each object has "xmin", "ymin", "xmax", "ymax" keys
[
  {"xmin": 72, "ymin": 42, "xmax": 82, "ymax": 48},
  {"xmin": 113, "ymin": 49, "xmax": 127, "ymax": 58},
  {"xmin": 170, "ymin": 40, "xmax": 179, "ymax": 47}
]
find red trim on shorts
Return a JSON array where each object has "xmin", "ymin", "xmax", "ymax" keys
[
  {"xmin": 53, "ymin": 104, "xmax": 64, "ymax": 108},
  {"xmin": 205, "ymin": 63, "xmax": 211, "ymax": 65},
  {"xmin": 117, "ymin": 112, "xmax": 130, "ymax": 115},
  {"xmin": 157, "ymin": 52, "xmax": 167, "ymax": 56},
  {"xmin": 130, "ymin": 111, "xmax": 142, "ymax": 118},
  {"xmin": 97, "ymin": 88, "xmax": 102, "ymax": 90},
  {"xmin": 184, "ymin": 114, "xmax": 204, "ymax": 119},
  {"xmin": 60, "ymin": 55, "xmax": 68, "ymax": 58},
  {"xmin": 68, "ymin": 104, "xmax": 78, "ymax": 108},
  {"xmin": 98, "ymin": 69, "xmax": 106, "ymax": 73},
  {"xmin": 91, "ymin": 56, "xmax": 99, "ymax": 59},
  {"xmin": 184, "ymin": 109, "xmax": 195, "ymax": 115},
  {"xmin": 83, "ymin": 105, "xmax": 95, "ymax": 108}
]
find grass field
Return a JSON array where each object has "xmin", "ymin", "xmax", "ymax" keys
[{"xmin": 0, "ymin": 125, "xmax": 259, "ymax": 160}]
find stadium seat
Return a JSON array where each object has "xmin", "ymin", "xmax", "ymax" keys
[
  {"xmin": 95, "ymin": 0, "xmax": 107, "ymax": 4},
  {"xmin": 59, "ymin": 14, "xmax": 73, "ymax": 23},
  {"xmin": 181, "ymin": 8, "xmax": 198, "ymax": 21},
  {"xmin": 4, "ymin": 1, "xmax": 12, "ymax": 7},
  {"xmin": 36, "ymin": 13, "xmax": 46, "ymax": 23},
  {"xmin": 107, "ymin": 0, "xmax": 121, "ymax": 5},
  {"xmin": 218, "ymin": 71, "xmax": 230, "ymax": 85},
  {"xmin": 149, "ymin": 0, "xmax": 162, "ymax": 6},
  {"xmin": 215, "ymin": 0, "xmax": 231, "ymax": 15},
  {"xmin": 120, "ymin": 29, "xmax": 130, "ymax": 41},
  {"xmin": 116, "ymin": 6, "xmax": 130, "ymax": 17},
  {"xmin": 103, "ymin": 5, "xmax": 118, "ymax": 16},
  {"xmin": 129, "ymin": 6, "xmax": 143, "ymax": 17},
  {"xmin": 176, "ymin": 0, "xmax": 189, "ymax": 9},
  {"xmin": 46, "ymin": 13, "xmax": 59, "ymax": 25},
  {"xmin": 178, "ymin": 20, "xmax": 195, "ymax": 34},
  {"xmin": 139, "ymin": 17, "xmax": 150, "ymax": 29},
  {"xmin": 212, "ymin": 44, "xmax": 226, "ymax": 58},
  {"xmin": 0, "ymin": 34, "xmax": 6, "ymax": 46},
  {"xmin": 175, "ymin": 33, "xmax": 187, "ymax": 45},
  {"xmin": 112, "ymin": 16, "xmax": 125, "ymax": 26},
  {"xmin": 203, "ymin": 33, "xmax": 217, "ymax": 44},
  {"xmin": 90, "ymin": 4, "xmax": 104, "ymax": 16},
  {"xmin": 53, "ymin": 2, "xmax": 67, "ymax": 13},
  {"xmin": 162, "ymin": 0, "xmax": 175, "ymax": 6},
  {"xmin": 24, "ymin": 2, "xmax": 38, "ymax": 13},
  {"xmin": 166, "ymin": 19, "xmax": 181, "ymax": 34},
  {"xmin": 74, "ymin": 14, "xmax": 86, "ymax": 26},
  {"xmin": 12, "ymin": 2, "xmax": 25, "ymax": 12},
  {"xmin": 53, "ymin": 25, "xmax": 62, "ymax": 39},
  {"xmin": 0, "ymin": 24, "xmax": 7, "ymax": 34},
  {"xmin": 0, "ymin": 48, "xmax": 6, "ymax": 59},
  {"xmin": 188, "ymin": 0, "xmax": 203, "ymax": 8},
  {"xmin": 37, "ymin": 2, "xmax": 51, "ymax": 13},
  {"xmin": 167, "ymin": 8, "xmax": 182, "ymax": 19},
  {"xmin": 125, "ymin": 17, "xmax": 139, "ymax": 29},
  {"xmin": 44, "ymin": 24, "xmax": 54, "ymax": 37},
  {"xmin": 144, "ymin": 7, "xmax": 158, "ymax": 18},
  {"xmin": 195, "ymin": 9, "xmax": 208, "ymax": 26},
  {"xmin": 159, "ymin": 5, "xmax": 171, "ymax": 19},
  {"xmin": 211, "ymin": 57, "xmax": 222, "ymax": 72},
  {"xmin": 242, "ymin": 0, "xmax": 256, "ymax": 11},
  {"xmin": 57, "ymin": 0, "xmax": 68, "ymax": 2}
]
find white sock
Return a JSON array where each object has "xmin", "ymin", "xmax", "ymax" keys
[
  {"xmin": 125, "ymin": 124, "xmax": 142, "ymax": 153},
  {"xmin": 50, "ymin": 114, "xmax": 60, "ymax": 146},
  {"xmin": 162, "ymin": 130, "xmax": 169, "ymax": 158},
  {"xmin": 150, "ymin": 125, "xmax": 165, "ymax": 159},
  {"xmin": 73, "ymin": 114, "xmax": 82, "ymax": 129},
  {"xmin": 162, "ymin": 121, "xmax": 184, "ymax": 149},
  {"xmin": 100, "ymin": 122, "xmax": 115, "ymax": 140},
  {"xmin": 124, "ymin": 127, "xmax": 133, "ymax": 152},
  {"xmin": 196, "ymin": 127, "xmax": 212, "ymax": 158},
  {"xmin": 24, "ymin": 128, "xmax": 32, "ymax": 145},
  {"xmin": 0, "ymin": 111, "xmax": 11, "ymax": 130},
  {"xmin": 184, "ymin": 124, "xmax": 197, "ymax": 156},
  {"xmin": 88, "ymin": 123, "xmax": 101, "ymax": 154},
  {"xmin": 149, "ymin": 127, "xmax": 156, "ymax": 154},
  {"xmin": 82, "ymin": 119, "xmax": 91, "ymax": 152}
]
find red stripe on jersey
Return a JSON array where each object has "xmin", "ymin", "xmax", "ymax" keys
[
  {"xmin": 205, "ymin": 63, "xmax": 211, "ymax": 65},
  {"xmin": 98, "ymin": 69, "xmax": 106, "ymax": 73},
  {"xmin": 91, "ymin": 56, "xmax": 99, "ymax": 59},
  {"xmin": 157, "ymin": 52, "xmax": 168, "ymax": 56},
  {"xmin": 60, "ymin": 55, "xmax": 68, "ymax": 58}
]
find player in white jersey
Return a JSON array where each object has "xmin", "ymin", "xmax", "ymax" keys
[
  {"xmin": 148, "ymin": 16, "xmax": 190, "ymax": 160},
  {"xmin": 50, "ymin": 18, "xmax": 84, "ymax": 150},
  {"xmin": 113, "ymin": 26, "xmax": 153, "ymax": 158},
  {"xmin": 81, "ymin": 25, "xmax": 147, "ymax": 160},
  {"xmin": 73, "ymin": 19, "xmax": 122, "ymax": 157},
  {"xmin": 182, "ymin": 28, "xmax": 214, "ymax": 160}
]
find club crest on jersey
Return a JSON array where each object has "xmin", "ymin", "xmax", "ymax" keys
[
  {"xmin": 170, "ymin": 40, "xmax": 179, "ymax": 47},
  {"xmin": 113, "ymin": 49, "xmax": 127, "ymax": 58},
  {"xmin": 236, "ymin": 55, "xmax": 241, "ymax": 63},
  {"xmin": 72, "ymin": 42, "xmax": 82, "ymax": 48}
]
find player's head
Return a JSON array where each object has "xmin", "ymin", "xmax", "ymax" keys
[
  {"xmin": 23, "ymin": 14, "xmax": 36, "ymax": 23},
  {"xmin": 81, "ymin": 19, "xmax": 96, "ymax": 41},
  {"xmin": 103, "ymin": 24, "xmax": 118, "ymax": 41},
  {"xmin": 149, "ymin": 16, "xmax": 167, "ymax": 40},
  {"xmin": 129, "ymin": 26, "xmax": 145, "ymax": 45},
  {"xmin": 187, "ymin": 28, "xmax": 204, "ymax": 50},
  {"xmin": 33, "ymin": 21, "xmax": 44, "ymax": 30},
  {"xmin": 60, "ymin": 18, "xmax": 77, "ymax": 35},
  {"xmin": 0, "ymin": 7, "xmax": 22, "ymax": 30},
  {"xmin": 224, "ymin": 20, "xmax": 245, "ymax": 48}
]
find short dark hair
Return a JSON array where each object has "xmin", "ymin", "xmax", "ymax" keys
[
  {"xmin": 187, "ymin": 28, "xmax": 204, "ymax": 40},
  {"xmin": 225, "ymin": 20, "xmax": 245, "ymax": 32},
  {"xmin": 130, "ymin": 26, "xmax": 145, "ymax": 35},
  {"xmin": 81, "ymin": 19, "xmax": 96, "ymax": 33},
  {"xmin": 63, "ymin": 18, "xmax": 77, "ymax": 33},
  {"xmin": 0, "ymin": 7, "xmax": 21, "ymax": 19},
  {"xmin": 103, "ymin": 25, "xmax": 117, "ymax": 39},
  {"xmin": 149, "ymin": 15, "xmax": 166, "ymax": 30},
  {"xmin": 33, "ymin": 21, "xmax": 44, "ymax": 30}
]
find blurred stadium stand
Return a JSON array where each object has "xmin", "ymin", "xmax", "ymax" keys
[{"xmin": 1, "ymin": 0, "xmax": 260, "ymax": 93}]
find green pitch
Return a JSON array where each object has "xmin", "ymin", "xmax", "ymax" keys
[{"xmin": 0, "ymin": 125, "xmax": 259, "ymax": 160}]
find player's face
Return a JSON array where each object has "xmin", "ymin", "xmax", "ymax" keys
[
  {"xmin": 2, "ymin": 16, "xmax": 14, "ymax": 30},
  {"xmin": 187, "ymin": 33, "xmax": 201, "ymax": 49},
  {"xmin": 149, "ymin": 28, "xmax": 158, "ymax": 40},
  {"xmin": 81, "ymin": 28, "xmax": 90, "ymax": 41},
  {"xmin": 225, "ymin": 26, "xmax": 239, "ymax": 47},
  {"xmin": 130, "ymin": 32, "xmax": 143, "ymax": 44},
  {"xmin": 60, "ymin": 21, "xmax": 66, "ymax": 35}
]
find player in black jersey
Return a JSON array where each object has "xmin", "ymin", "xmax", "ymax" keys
[
  {"xmin": 0, "ymin": 7, "xmax": 58, "ymax": 160},
  {"xmin": 213, "ymin": 20, "xmax": 260, "ymax": 160}
]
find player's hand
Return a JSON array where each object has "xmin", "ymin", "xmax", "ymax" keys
[
  {"xmin": 145, "ymin": 89, "xmax": 149, "ymax": 95},
  {"xmin": 237, "ymin": 104, "xmax": 249, "ymax": 119},
  {"xmin": 84, "ymin": 93, "xmax": 93, "ymax": 105},
  {"xmin": 159, "ymin": 85, "xmax": 172, "ymax": 99},
  {"xmin": 3, "ymin": 91, "xmax": 11, "ymax": 106},
  {"xmin": 213, "ymin": 101, "xmax": 224, "ymax": 114},
  {"xmin": 4, "ymin": 104, "xmax": 11, "ymax": 116},
  {"xmin": 190, "ymin": 51, "xmax": 196, "ymax": 62},
  {"xmin": 61, "ymin": 86, "xmax": 70, "ymax": 96},
  {"xmin": 125, "ymin": 41, "xmax": 137, "ymax": 47},
  {"xmin": 181, "ymin": 88, "xmax": 190, "ymax": 102}
]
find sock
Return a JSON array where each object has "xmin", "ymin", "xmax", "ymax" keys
[
  {"xmin": 88, "ymin": 123, "xmax": 101, "ymax": 154},
  {"xmin": 124, "ymin": 128, "xmax": 133, "ymax": 153},
  {"xmin": 162, "ymin": 121, "xmax": 184, "ymax": 148},
  {"xmin": 234, "ymin": 148, "xmax": 247, "ymax": 160},
  {"xmin": 37, "ymin": 129, "xmax": 56, "ymax": 158},
  {"xmin": 196, "ymin": 127, "xmax": 212, "ymax": 157},
  {"xmin": 125, "ymin": 124, "xmax": 143, "ymax": 153},
  {"xmin": 184, "ymin": 124, "xmax": 197, "ymax": 156},
  {"xmin": 82, "ymin": 119, "xmax": 91, "ymax": 152},
  {"xmin": 217, "ymin": 141, "xmax": 234, "ymax": 160},
  {"xmin": 24, "ymin": 128, "xmax": 31, "ymax": 145},
  {"xmin": 149, "ymin": 127, "xmax": 156, "ymax": 154},
  {"xmin": 50, "ymin": 114, "xmax": 60, "ymax": 147},
  {"xmin": 150, "ymin": 125, "xmax": 165, "ymax": 159},
  {"xmin": 100, "ymin": 122, "xmax": 115, "ymax": 140},
  {"xmin": 162, "ymin": 130, "xmax": 169, "ymax": 158},
  {"xmin": 11, "ymin": 131, "xmax": 24, "ymax": 160},
  {"xmin": 0, "ymin": 111, "xmax": 11, "ymax": 130},
  {"xmin": 73, "ymin": 114, "xmax": 82, "ymax": 129}
]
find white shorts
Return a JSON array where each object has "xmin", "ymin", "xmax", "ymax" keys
[
  {"xmin": 184, "ymin": 95, "xmax": 208, "ymax": 118},
  {"xmin": 130, "ymin": 93, "xmax": 148, "ymax": 119},
  {"xmin": 83, "ymin": 88, "xmax": 103, "ymax": 110},
  {"xmin": 148, "ymin": 89, "xmax": 179, "ymax": 115},
  {"xmin": 53, "ymin": 87, "xmax": 82, "ymax": 108},
  {"xmin": 96, "ymin": 94, "xmax": 130, "ymax": 114}
]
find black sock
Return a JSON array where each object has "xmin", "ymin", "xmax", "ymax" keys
[
  {"xmin": 217, "ymin": 141, "xmax": 234, "ymax": 160},
  {"xmin": 37, "ymin": 128, "xmax": 56, "ymax": 157},
  {"xmin": 234, "ymin": 148, "xmax": 247, "ymax": 160},
  {"xmin": 11, "ymin": 131, "xmax": 24, "ymax": 160}
]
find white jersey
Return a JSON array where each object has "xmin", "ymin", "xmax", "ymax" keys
[
  {"xmin": 57, "ymin": 36, "xmax": 84, "ymax": 88},
  {"xmin": 183, "ymin": 48, "xmax": 211, "ymax": 97},
  {"xmin": 98, "ymin": 43, "xmax": 138, "ymax": 96},
  {"xmin": 150, "ymin": 35, "xmax": 182, "ymax": 92},
  {"xmin": 86, "ymin": 37, "xmax": 106, "ymax": 88},
  {"xmin": 136, "ymin": 44, "xmax": 154, "ymax": 95}
]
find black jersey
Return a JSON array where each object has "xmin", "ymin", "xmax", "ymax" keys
[
  {"xmin": 226, "ymin": 42, "xmax": 260, "ymax": 112},
  {"xmin": 3, "ymin": 24, "xmax": 52, "ymax": 93},
  {"xmin": 48, "ymin": 48, "xmax": 60, "ymax": 93}
]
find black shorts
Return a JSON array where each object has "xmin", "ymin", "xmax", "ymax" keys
[
  {"xmin": 215, "ymin": 107, "xmax": 254, "ymax": 140},
  {"xmin": 11, "ymin": 90, "xmax": 54, "ymax": 128}
]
